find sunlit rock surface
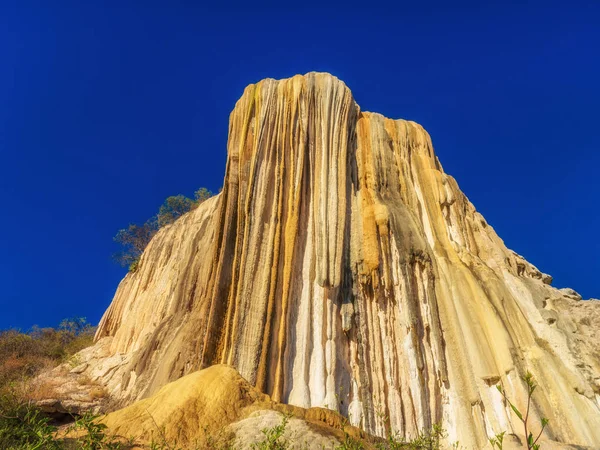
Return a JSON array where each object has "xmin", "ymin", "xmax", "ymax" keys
[
  {"xmin": 91, "ymin": 73, "xmax": 599, "ymax": 448},
  {"xmin": 100, "ymin": 365, "xmax": 355, "ymax": 449}
]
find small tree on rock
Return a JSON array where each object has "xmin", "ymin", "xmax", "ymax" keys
[
  {"xmin": 112, "ymin": 218, "xmax": 158, "ymax": 269},
  {"xmin": 113, "ymin": 187, "xmax": 215, "ymax": 272},
  {"xmin": 157, "ymin": 195, "xmax": 196, "ymax": 227},
  {"xmin": 194, "ymin": 187, "xmax": 213, "ymax": 205}
]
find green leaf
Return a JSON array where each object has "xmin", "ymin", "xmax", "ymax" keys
[
  {"xmin": 509, "ymin": 401, "xmax": 523, "ymax": 421},
  {"xmin": 541, "ymin": 417, "xmax": 549, "ymax": 428}
]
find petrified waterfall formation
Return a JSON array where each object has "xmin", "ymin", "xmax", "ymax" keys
[{"xmin": 94, "ymin": 73, "xmax": 600, "ymax": 448}]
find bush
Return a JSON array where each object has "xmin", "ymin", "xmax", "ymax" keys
[
  {"xmin": 194, "ymin": 188, "xmax": 213, "ymax": 204},
  {"xmin": 113, "ymin": 187, "xmax": 214, "ymax": 270},
  {"xmin": 69, "ymin": 411, "xmax": 124, "ymax": 450},
  {"xmin": 0, "ymin": 392, "xmax": 62, "ymax": 450},
  {"xmin": 0, "ymin": 318, "xmax": 96, "ymax": 392},
  {"xmin": 372, "ymin": 423, "xmax": 445, "ymax": 450},
  {"xmin": 112, "ymin": 219, "xmax": 158, "ymax": 269},
  {"xmin": 0, "ymin": 395, "xmax": 126, "ymax": 450},
  {"xmin": 251, "ymin": 414, "xmax": 291, "ymax": 450},
  {"xmin": 157, "ymin": 195, "xmax": 196, "ymax": 227}
]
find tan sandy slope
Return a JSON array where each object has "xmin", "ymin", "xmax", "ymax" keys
[{"xmin": 101, "ymin": 364, "xmax": 359, "ymax": 449}]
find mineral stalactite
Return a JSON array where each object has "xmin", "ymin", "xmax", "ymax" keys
[{"xmin": 92, "ymin": 73, "xmax": 600, "ymax": 448}]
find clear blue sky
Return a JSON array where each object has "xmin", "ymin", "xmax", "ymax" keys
[{"xmin": 1, "ymin": 1, "xmax": 598, "ymax": 330}]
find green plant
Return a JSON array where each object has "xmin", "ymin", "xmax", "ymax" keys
[
  {"xmin": 407, "ymin": 423, "xmax": 445, "ymax": 450},
  {"xmin": 335, "ymin": 417, "xmax": 364, "ymax": 450},
  {"xmin": 337, "ymin": 433, "xmax": 365, "ymax": 450},
  {"xmin": 251, "ymin": 413, "xmax": 291, "ymax": 450},
  {"xmin": 489, "ymin": 431, "xmax": 505, "ymax": 450},
  {"xmin": 112, "ymin": 219, "xmax": 158, "ymax": 268},
  {"xmin": 0, "ymin": 388, "xmax": 132, "ymax": 450},
  {"xmin": 0, "ymin": 392, "xmax": 62, "ymax": 450},
  {"xmin": 374, "ymin": 423, "xmax": 446, "ymax": 450},
  {"xmin": 194, "ymin": 188, "xmax": 213, "ymax": 204},
  {"xmin": 128, "ymin": 258, "xmax": 140, "ymax": 273},
  {"xmin": 113, "ymin": 187, "xmax": 215, "ymax": 269},
  {"xmin": 374, "ymin": 431, "xmax": 405, "ymax": 450},
  {"xmin": 70, "ymin": 411, "xmax": 123, "ymax": 449},
  {"xmin": 157, "ymin": 195, "xmax": 196, "ymax": 227},
  {"xmin": 496, "ymin": 372, "xmax": 549, "ymax": 450}
]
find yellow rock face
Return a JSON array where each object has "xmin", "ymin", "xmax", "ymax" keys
[
  {"xmin": 101, "ymin": 364, "xmax": 355, "ymax": 449},
  {"xmin": 92, "ymin": 73, "xmax": 600, "ymax": 448}
]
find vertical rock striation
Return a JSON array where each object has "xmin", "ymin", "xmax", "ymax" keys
[{"xmin": 94, "ymin": 73, "xmax": 600, "ymax": 448}]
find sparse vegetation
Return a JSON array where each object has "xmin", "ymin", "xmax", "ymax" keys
[
  {"xmin": 0, "ymin": 318, "xmax": 96, "ymax": 393},
  {"xmin": 372, "ymin": 423, "xmax": 445, "ymax": 450},
  {"xmin": 251, "ymin": 414, "xmax": 291, "ymax": 450},
  {"xmin": 69, "ymin": 411, "xmax": 124, "ymax": 450},
  {"xmin": 112, "ymin": 219, "xmax": 158, "ymax": 271},
  {"xmin": 0, "ymin": 395, "xmax": 128, "ymax": 450},
  {"xmin": 0, "ymin": 391, "xmax": 61, "ymax": 450},
  {"xmin": 494, "ymin": 372, "xmax": 549, "ymax": 450},
  {"xmin": 337, "ymin": 433, "xmax": 364, "ymax": 450},
  {"xmin": 113, "ymin": 188, "xmax": 214, "ymax": 271},
  {"xmin": 0, "ymin": 318, "xmax": 102, "ymax": 449}
]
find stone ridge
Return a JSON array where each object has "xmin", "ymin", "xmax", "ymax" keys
[{"xmin": 90, "ymin": 72, "xmax": 600, "ymax": 448}]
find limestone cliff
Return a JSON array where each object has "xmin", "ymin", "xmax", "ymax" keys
[{"xmin": 89, "ymin": 73, "xmax": 599, "ymax": 448}]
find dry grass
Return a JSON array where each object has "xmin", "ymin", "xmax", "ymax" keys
[
  {"xmin": 0, "ymin": 318, "xmax": 96, "ymax": 395},
  {"xmin": 89, "ymin": 386, "xmax": 108, "ymax": 400},
  {"xmin": 24, "ymin": 378, "xmax": 62, "ymax": 401}
]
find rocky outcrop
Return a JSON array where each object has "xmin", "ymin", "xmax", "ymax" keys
[
  {"xmin": 78, "ymin": 73, "xmax": 599, "ymax": 448},
  {"xmin": 100, "ymin": 364, "xmax": 362, "ymax": 449}
]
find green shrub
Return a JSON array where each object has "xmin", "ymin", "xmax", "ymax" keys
[
  {"xmin": 69, "ymin": 411, "xmax": 124, "ymax": 450},
  {"xmin": 374, "ymin": 423, "xmax": 445, "ymax": 450},
  {"xmin": 337, "ymin": 433, "xmax": 364, "ymax": 450},
  {"xmin": 157, "ymin": 195, "xmax": 196, "ymax": 227},
  {"xmin": 194, "ymin": 188, "xmax": 213, "ymax": 204},
  {"xmin": 0, "ymin": 395, "xmax": 128, "ymax": 450},
  {"xmin": 112, "ymin": 219, "xmax": 158, "ymax": 268},
  {"xmin": 251, "ymin": 414, "xmax": 291, "ymax": 450},
  {"xmin": 0, "ymin": 392, "xmax": 61, "ymax": 450},
  {"xmin": 128, "ymin": 258, "xmax": 140, "ymax": 273}
]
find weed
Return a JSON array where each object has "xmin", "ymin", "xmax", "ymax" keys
[
  {"xmin": 251, "ymin": 413, "xmax": 291, "ymax": 450},
  {"xmin": 0, "ymin": 392, "xmax": 61, "ymax": 450},
  {"xmin": 69, "ymin": 411, "xmax": 124, "ymax": 449},
  {"xmin": 374, "ymin": 423, "xmax": 446, "ymax": 450},
  {"xmin": 489, "ymin": 431, "xmax": 505, "ymax": 450},
  {"xmin": 495, "ymin": 372, "xmax": 549, "ymax": 450},
  {"xmin": 336, "ymin": 433, "xmax": 365, "ymax": 450}
]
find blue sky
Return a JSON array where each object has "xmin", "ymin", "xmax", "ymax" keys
[{"xmin": 1, "ymin": 1, "xmax": 598, "ymax": 329}]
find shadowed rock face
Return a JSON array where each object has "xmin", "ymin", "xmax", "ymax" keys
[{"xmin": 92, "ymin": 73, "xmax": 600, "ymax": 448}]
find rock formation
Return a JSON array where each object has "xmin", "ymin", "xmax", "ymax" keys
[
  {"xmin": 80, "ymin": 73, "xmax": 599, "ymax": 448},
  {"xmin": 100, "ymin": 364, "xmax": 361, "ymax": 449}
]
